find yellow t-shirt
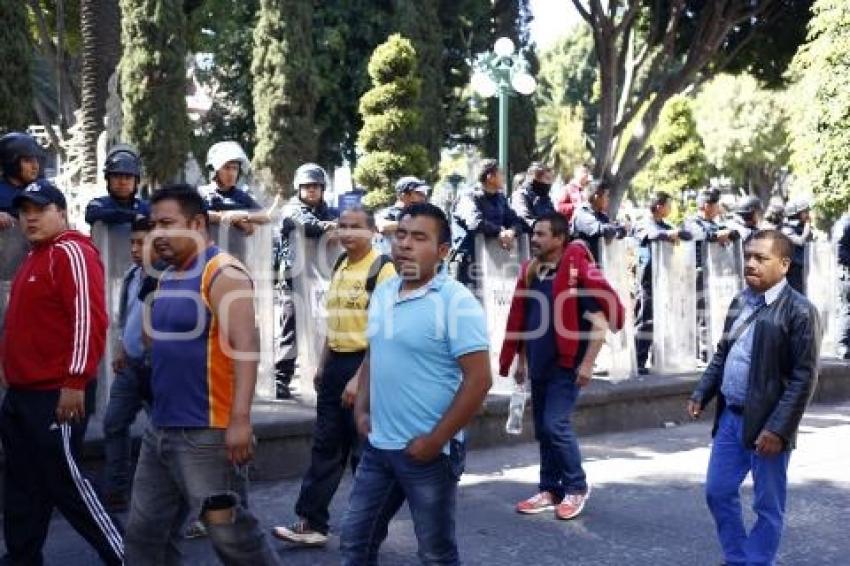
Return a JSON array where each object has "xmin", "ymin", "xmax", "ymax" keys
[{"xmin": 326, "ymin": 249, "xmax": 396, "ymax": 352}]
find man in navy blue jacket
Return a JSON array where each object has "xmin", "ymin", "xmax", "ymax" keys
[
  {"xmin": 85, "ymin": 145, "xmax": 149, "ymax": 226},
  {"xmin": 453, "ymin": 159, "xmax": 525, "ymax": 289}
]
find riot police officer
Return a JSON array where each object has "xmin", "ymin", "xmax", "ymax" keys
[
  {"xmin": 781, "ymin": 198, "xmax": 813, "ymax": 294},
  {"xmin": 727, "ymin": 195, "xmax": 764, "ymax": 241},
  {"xmin": 274, "ymin": 163, "xmax": 339, "ymax": 399},
  {"xmin": 632, "ymin": 191, "xmax": 693, "ymax": 374},
  {"xmin": 571, "ymin": 180, "xmax": 627, "ymax": 263},
  {"xmin": 200, "ymin": 141, "xmax": 269, "ymax": 234},
  {"xmin": 683, "ymin": 188, "xmax": 739, "ymax": 361},
  {"xmin": 0, "ymin": 132, "xmax": 44, "ymax": 228},
  {"xmin": 85, "ymin": 145, "xmax": 149, "ymax": 225}
]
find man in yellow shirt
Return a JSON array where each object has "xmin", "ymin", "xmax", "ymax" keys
[{"xmin": 273, "ymin": 206, "xmax": 395, "ymax": 548}]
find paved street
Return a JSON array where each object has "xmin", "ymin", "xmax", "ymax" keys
[{"xmin": 21, "ymin": 401, "xmax": 850, "ymax": 565}]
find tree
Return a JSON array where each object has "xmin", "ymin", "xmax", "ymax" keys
[
  {"xmin": 80, "ymin": 0, "xmax": 122, "ymax": 183},
  {"xmin": 190, "ymin": 0, "xmax": 258, "ymax": 161},
  {"xmin": 120, "ymin": 0, "xmax": 191, "ymax": 185},
  {"xmin": 354, "ymin": 34, "xmax": 429, "ymax": 208},
  {"xmin": 536, "ymin": 104, "xmax": 591, "ymax": 179},
  {"xmin": 483, "ymin": 0, "xmax": 538, "ymax": 176},
  {"xmin": 570, "ymin": 0, "xmax": 812, "ymax": 215},
  {"xmin": 0, "ymin": 1, "xmax": 34, "ymax": 132},
  {"xmin": 788, "ymin": 0, "xmax": 850, "ymax": 221},
  {"xmin": 536, "ymin": 26, "xmax": 598, "ymax": 143},
  {"xmin": 252, "ymin": 0, "xmax": 317, "ymax": 195},
  {"xmin": 693, "ymin": 73, "xmax": 791, "ymax": 203},
  {"xmin": 632, "ymin": 95, "xmax": 707, "ymax": 199}
]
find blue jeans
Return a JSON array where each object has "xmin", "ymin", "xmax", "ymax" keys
[
  {"xmin": 103, "ymin": 357, "xmax": 147, "ymax": 497},
  {"xmin": 705, "ymin": 408, "xmax": 791, "ymax": 566},
  {"xmin": 340, "ymin": 440, "xmax": 465, "ymax": 565},
  {"xmin": 125, "ymin": 426, "xmax": 280, "ymax": 565},
  {"xmin": 530, "ymin": 368, "xmax": 587, "ymax": 498}
]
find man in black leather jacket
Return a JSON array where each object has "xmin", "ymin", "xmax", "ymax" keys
[{"xmin": 687, "ymin": 229, "xmax": 821, "ymax": 566}]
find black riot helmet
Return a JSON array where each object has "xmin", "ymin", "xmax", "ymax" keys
[
  {"xmin": 103, "ymin": 145, "xmax": 142, "ymax": 179},
  {"xmin": 0, "ymin": 132, "xmax": 45, "ymax": 182}
]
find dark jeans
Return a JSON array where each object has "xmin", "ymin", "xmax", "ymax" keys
[
  {"xmin": 275, "ymin": 284, "xmax": 296, "ymax": 384},
  {"xmin": 705, "ymin": 409, "xmax": 790, "ymax": 566},
  {"xmin": 295, "ymin": 349, "xmax": 365, "ymax": 533},
  {"xmin": 340, "ymin": 440, "xmax": 465, "ymax": 566},
  {"xmin": 125, "ymin": 426, "xmax": 280, "ymax": 565},
  {"xmin": 0, "ymin": 388, "xmax": 124, "ymax": 566},
  {"xmin": 530, "ymin": 368, "xmax": 587, "ymax": 498},
  {"xmin": 837, "ymin": 276, "xmax": 850, "ymax": 359},
  {"xmin": 634, "ymin": 282, "xmax": 654, "ymax": 369},
  {"xmin": 103, "ymin": 356, "xmax": 148, "ymax": 497}
]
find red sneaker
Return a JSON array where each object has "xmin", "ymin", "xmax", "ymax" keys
[
  {"xmin": 555, "ymin": 487, "xmax": 590, "ymax": 520},
  {"xmin": 516, "ymin": 491, "xmax": 556, "ymax": 515}
]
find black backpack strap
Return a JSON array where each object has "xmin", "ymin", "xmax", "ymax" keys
[
  {"xmin": 365, "ymin": 254, "xmax": 393, "ymax": 298},
  {"xmin": 331, "ymin": 252, "xmax": 348, "ymax": 276}
]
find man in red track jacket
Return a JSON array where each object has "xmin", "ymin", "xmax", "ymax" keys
[
  {"xmin": 499, "ymin": 212, "xmax": 624, "ymax": 522},
  {"xmin": 0, "ymin": 180, "xmax": 123, "ymax": 565}
]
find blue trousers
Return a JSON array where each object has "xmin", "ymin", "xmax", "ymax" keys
[
  {"xmin": 102, "ymin": 356, "xmax": 148, "ymax": 497},
  {"xmin": 705, "ymin": 408, "xmax": 791, "ymax": 566},
  {"xmin": 340, "ymin": 440, "xmax": 465, "ymax": 565},
  {"xmin": 530, "ymin": 368, "xmax": 587, "ymax": 499}
]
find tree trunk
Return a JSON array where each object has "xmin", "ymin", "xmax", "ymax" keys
[{"xmin": 80, "ymin": 0, "xmax": 122, "ymax": 184}]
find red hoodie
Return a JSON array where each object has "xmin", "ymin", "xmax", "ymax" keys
[
  {"xmin": 498, "ymin": 241, "xmax": 625, "ymax": 376},
  {"xmin": 1, "ymin": 230, "xmax": 107, "ymax": 390}
]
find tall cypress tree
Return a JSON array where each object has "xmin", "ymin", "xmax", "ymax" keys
[
  {"xmin": 120, "ymin": 0, "xmax": 191, "ymax": 186},
  {"xmin": 393, "ymin": 1, "xmax": 444, "ymax": 178},
  {"xmin": 0, "ymin": 0, "xmax": 33, "ymax": 132},
  {"xmin": 252, "ymin": 0, "xmax": 317, "ymax": 196},
  {"xmin": 355, "ymin": 34, "xmax": 429, "ymax": 208}
]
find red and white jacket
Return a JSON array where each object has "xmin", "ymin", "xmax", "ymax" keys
[{"xmin": 1, "ymin": 230, "xmax": 107, "ymax": 390}]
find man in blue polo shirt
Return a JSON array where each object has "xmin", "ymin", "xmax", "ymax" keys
[{"xmin": 340, "ymin": 203, "xmax": 492, "ymax": 565}]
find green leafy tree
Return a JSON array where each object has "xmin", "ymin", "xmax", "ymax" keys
[
  {"xmin": 632, "ymin": 96, "xmax": 707, "ymax": 200},
  {"xmin": 189, "ymin": 0, "xmax": 259, "ymax": 160},
  {"xmin": 354, "ymin": 34, "xmax": 429, "ymax": 208},
  {"xmin": 0, "ymin": 1, "xmax": 34, "ymax": 132},
  {"xmin": 570, "ymin": 0, "xmax": 813, "ymax": 215},
  {"xmin": 120, "ymin": 0, "xmax": 191, "ymax": 185},
  {"xmin": 252, "ymin": 0, "xmax": 317, "ymax": 195},
  {"xmin": 788, "ymin": 0, "xmax": 850, "ymax": 221},
  {"xmin": 693, "ymin": 73, "xmax": 791, "ymax": 203}
]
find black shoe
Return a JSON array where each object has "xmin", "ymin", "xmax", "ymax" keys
[
  {"xmin": 275, "ymin": 380, "xmax": 292, "ymax": 400},
  {"xmin": 637, "ymin": 367, "xmax": 649, "ymax": 376}
]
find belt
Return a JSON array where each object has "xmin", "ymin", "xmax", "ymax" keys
[{"xmin": 726, "ymin": 404, "xmax": 744, "ymax": 416}]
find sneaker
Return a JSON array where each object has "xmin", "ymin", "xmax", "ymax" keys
[
  {"xmin": 555, "ymin": 486, "xmax": 591, "ymax": 520},
  {"xmin": 515, "ymin": 491, "xmax": 556, "ymax": 515},
  {"xmin": 272, "ymin": 519, "xmax": 328, "ymax": 547},
  {"xmin": 184, "ymin": 519, "xmax": 208, "ymax": 539}
]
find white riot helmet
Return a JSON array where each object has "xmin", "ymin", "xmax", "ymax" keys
[
  {"xmin": 206, "ymin": 141, "xmax": 250, "ymax": 181},
  {"xmin": 293, "ymin": 163, "xmax": 329, "ymax": 192}
]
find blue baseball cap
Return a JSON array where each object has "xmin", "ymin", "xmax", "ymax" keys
[{"xmin": 12, "ymin": 180, "xmax": 67, "ymax": 210}]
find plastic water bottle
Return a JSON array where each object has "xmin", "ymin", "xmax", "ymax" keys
[{"xmin": 505, "ymin": 383, "xmax": 527, "ymax": 435}]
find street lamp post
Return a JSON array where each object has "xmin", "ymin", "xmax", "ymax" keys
[{"xmin": 471, "ymin": 37, "xmax": 537, "ymax": 190}]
